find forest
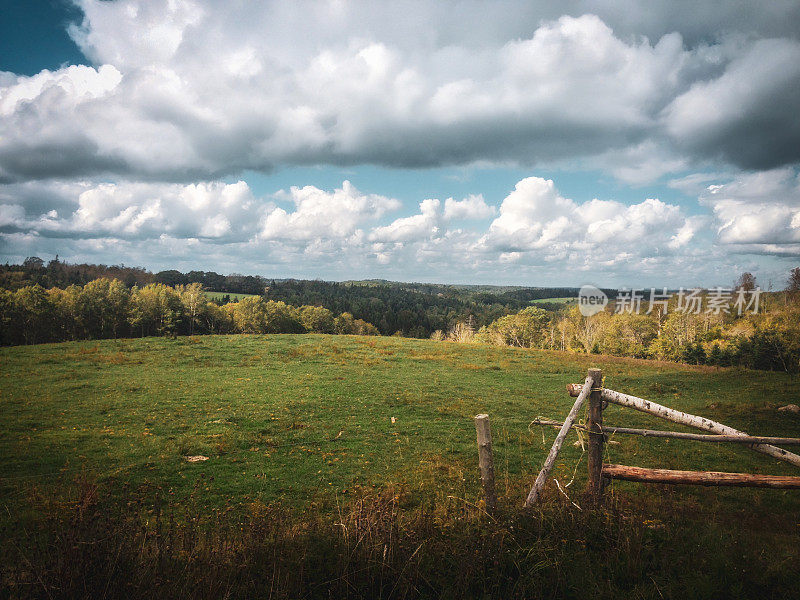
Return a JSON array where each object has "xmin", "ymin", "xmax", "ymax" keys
[
  {"xmin": 0, "ymin": 278, "xmax": 379, "ymax": 346},
  {"xmin": 457, "ymin": 270, "xmax": 800, "ymax": 373},
  {"xmin": 2, "ymin": 257, "xmax": 799, "ymax": 372},
  {"xmin": 0, "ymin": 257, "xmax": 603, "ymax": 337}
]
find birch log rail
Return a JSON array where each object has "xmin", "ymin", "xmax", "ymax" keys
[
  {"xmin": 531, "ymin": 418, "xmax": 800, "ymax": 445},
  {"xmin": 567, "ymin": 384, "xmax": 800, "ymax": 468},
  {"xmin": 525, "ymin": 374, "xmax": 593, "ymax": 507},
  {"xmin": 602, "ymin": 464, "xmax": 800, "ymax": 489}
]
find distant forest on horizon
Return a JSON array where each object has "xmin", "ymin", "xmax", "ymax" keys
[
  {"xmin": 1, "ymin": 256, "xmax": 605, "ymax": 338},
  {"xmin": 0, "ymin": 255, "xmax": 598, "ymax": 296}
]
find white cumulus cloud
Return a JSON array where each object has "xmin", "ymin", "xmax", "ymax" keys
[
  {"xmin": 369, "ymin": 199, "xmax": 441, "ymax": 243},
  {"xmin": 443, "ymin": 195, "xmax": 495, "ymax": 220},
  {"xmin": 699, "ymin": 168, "xmax": 800, "ymax": 253},
  {"xmin": 260, "ymin": 180, "xmax": 400, "ymax": 241},
  {"xmin": 2, "ymin": 173, "xmax": 792, "ymax": 285},
  {"xmin": 480, "ymin": 177, "xmax": 696, "ymax": 274}
]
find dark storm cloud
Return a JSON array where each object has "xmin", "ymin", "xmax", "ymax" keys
[
  {"xmin": 664, "ymin": 37, "xmax": 800, "ymax": 170},
  {"xmin": 0, "ymin": 2, "xmax": 798, "ymax": 182}
]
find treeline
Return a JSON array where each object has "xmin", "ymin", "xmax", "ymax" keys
[
  {"xmin": 151, "ymin": 269, "xmax": 266, "ymax": 295},
  {"xmin": 0, "ymin": 280, "xmax": 378, "ymax": 346},
  {"xmin": 1, "ymin": 256, "xmax": 154, "ymax": 289},
  {"xmin": 445, "ymin": 270, "xmax": 800, "ymax": 372},
  {"xmin": 262, "ymin": 280, "xmax": 605, "ymax": 337},
  {"xmin": 3, "ymin": 257, "xmax": 799, "ymax": 371},
  {"xmin": 2, "ymin": 258, "xmax": 594, "ymax": 338},
  {"xmin": 263, "ymin": 279, "xmax": 507, "ymax": 337},
  {"xmin": 0, "ymin": 257, "xmax": 268, "ymax": 296}
]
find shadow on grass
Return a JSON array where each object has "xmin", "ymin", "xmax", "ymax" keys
[{"xmin": 2, "ymin": 475, "xmax": 798, "ymax": 600}]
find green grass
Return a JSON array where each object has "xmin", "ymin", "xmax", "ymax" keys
[
  {"xmin": 2, "ymin": 334, "xmax": 800, "ymax": 597},
  {"xmin": 530, "ymin": 296, "xmax": 576, "ymax": 304},
  {"xmin": 205, "ymin": 291, "xmax": 259, "ymax": 301},
  {"xmin": 2, "ymin": 334, "xmax": 799, "ymax": 512}
]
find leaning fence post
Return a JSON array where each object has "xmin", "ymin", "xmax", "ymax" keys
[
  {"xmin": 474, "ymin": 414, "xmax": 497, "ymax": 514},
  {"xmin": 526, "ymin": 377, "xmax": 593, "ymax": 507},
  {"xmin": 586, "ymin": 368, "xmax": 605, "ymax": 503}
]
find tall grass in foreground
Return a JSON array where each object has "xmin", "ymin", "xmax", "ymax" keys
[{"xmin": 3, "ymin": 476, "xmax": 798, "ymax": 600}]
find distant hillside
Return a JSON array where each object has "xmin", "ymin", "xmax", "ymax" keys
[{"xmin": 3, "ymin": 258, "xmax": 592, "ymax": 338}]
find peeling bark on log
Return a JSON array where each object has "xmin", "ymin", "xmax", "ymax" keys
[
  {"xmin": 531, "ymin": 418, "xmax": 800, "ymax": 445},
  {"xmin": 602, "ymin": 464, "xmax": 800, "ymax": 489},
  {"xmin": 567, "ymin": 384, "xmax": 800, "ymax": 468}
]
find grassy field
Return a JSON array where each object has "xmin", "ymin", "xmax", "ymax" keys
[
  {"xmin": 4, "ymin": 333, "xmax": 799, "ymax": 505},
  {"xmin": 530, "ymin": 296, "xmax": 576, "ymax": 304},
  {"xmin": 205, "ymin": 291, "xmax": 260, "ymax": 301},
  {"xmin": 2, "ymin": 334, "xmax": 800, "ymax": 597}
]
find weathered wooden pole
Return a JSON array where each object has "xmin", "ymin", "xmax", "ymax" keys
[
  {"xmin": 602, "ymin": 464, "xmax": 800, "ymax": 489},
  {"xmin": 586, "ymin": 368, "xmax": 604, "ymax": 503},
  {"xmin": 474, "ymin": 414, "xmax": 497, "ymax": 514},
  {"xmin": 525, "ymin": 377, "xmax": 593, "ymax": 507},
  {"xmin": 531, "ymin": 419, "xmax": 800, "ymax": 445}
]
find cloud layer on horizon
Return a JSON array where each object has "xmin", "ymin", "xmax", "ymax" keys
[{"xmin": 3, "ymin": 172, "xmax": 797, "ymax": 286}]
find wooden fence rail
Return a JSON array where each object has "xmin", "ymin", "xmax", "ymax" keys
[
  {"xmin": 566, "ymin": 383, "xmax": 800, "ymax": 468},
  {"xmin": 531, "ymin": 418, "xmax": 800, "ymax": 445},
  {"xmin": 603, "ymin": 464, "xmax": 800, "ymax": 489},
  {"xmin": 524, "ymin": 369, "xmax": 800, "ymax": 507}
]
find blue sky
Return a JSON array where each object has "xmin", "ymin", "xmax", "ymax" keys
[
  {"xmin": 0, "ymin": 0, "xmax": 86, "ymax": 74},
  {"xmin": 1, "ymin": 1, "xmax": 799, "ymax": 288},
  {"xmin": 240, "ymin": 165, "xmax": 698, "ymax": 215}
]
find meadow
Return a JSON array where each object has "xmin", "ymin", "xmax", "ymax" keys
[
  {"xmin": 204, "ymin": 291, "xmax": 260, "ymax": 302},
  {"xmin": 2, "ymin": 334, "xmax": 800, "ymax": 598},
  {"xmin": 529, "ymin": 296, "xmax": 576, "ymax": 304}
]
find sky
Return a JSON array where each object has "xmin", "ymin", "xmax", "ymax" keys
[{"xmin": 1, "ymin": 0, "xmax": 799, "ymax": 288}]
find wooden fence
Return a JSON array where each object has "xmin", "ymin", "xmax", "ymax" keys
[{"xmin": 474, "ymin": 368, "xmax": 800, "ymax": 512}]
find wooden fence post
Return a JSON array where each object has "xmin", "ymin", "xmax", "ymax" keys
[
  {"xmin": 586, "ymin": 368, "xmax": 604, "ymax": 503},
  {"xmin": 474, "ymin": 414, "xmax": 497, "ymax": 514}
]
